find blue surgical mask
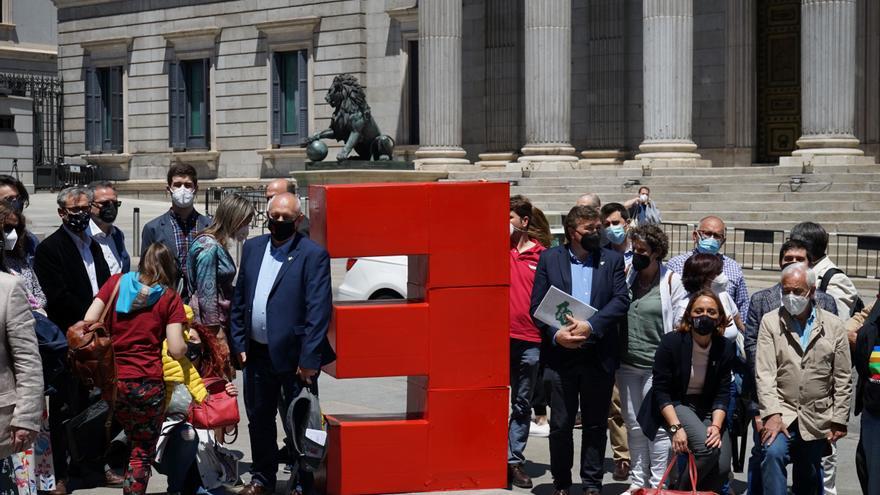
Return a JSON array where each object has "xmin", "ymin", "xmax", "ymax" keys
[
  {"xmin": 605, "ymin": 225, "xmax": 626, "ymax": 245},
  {"xmin": 697, "ymin": 235, "xmax": 721, "ymax": 255}
]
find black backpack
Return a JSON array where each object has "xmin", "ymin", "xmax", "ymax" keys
[{"xmin": 819, "ymin": 268, "xmax": 865, "ymax": 318}]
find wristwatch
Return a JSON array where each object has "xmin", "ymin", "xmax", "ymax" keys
[{"xmin": 668, "ymin": 424, "xmax": 684, "ymax": 434}]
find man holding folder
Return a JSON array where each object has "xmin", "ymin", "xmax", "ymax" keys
[{"xmin": 530, "ymin": 205, "xmax": 631, "ymax": 495}]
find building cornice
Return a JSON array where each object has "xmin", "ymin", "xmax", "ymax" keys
[
  {"xmin": 52, "ymin": 0, "xmax": 115, "ymax": 8},
  {"xmin": 386, "ymin": 4, "xmax": 418, "ymax": 25},
  {"xmin": 162, "ymin": 27, "xmax": 220, "ymax": 58},
  {"xmin": 0, "ymin": 44, "xmax": 57, "ymax": 61},
  {"xmin": 255, "ymin": 16, "xmax": 321, "ymax": 37}
]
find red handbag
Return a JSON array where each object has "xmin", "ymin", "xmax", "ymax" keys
[
  {"xmin": 632, "ymin": 452, "xmax": 718, "ymax": 495},
  {"xmin": 188, "ymin": 377, "xmax": 240, "ymax": 429}
]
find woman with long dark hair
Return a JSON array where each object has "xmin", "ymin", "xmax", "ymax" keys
[{"xmin": 83, "ymin": 243, "xmax": 187, "ymax": 495}]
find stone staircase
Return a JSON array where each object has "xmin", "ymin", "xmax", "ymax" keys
[{"xmin": 446, "ymin": 163, "xmax": 880, "ymax": 299}]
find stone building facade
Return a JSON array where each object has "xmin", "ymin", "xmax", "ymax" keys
[{"xmin": 54, "ymin": 0, "xmax": 879, "ymax": 182}]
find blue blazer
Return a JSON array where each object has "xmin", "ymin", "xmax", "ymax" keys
[
  {"xmin": 229, "ymin": 233, "xmax": 335, "ymax": 373},
  {"xmin": 109, "ymin": 226, "xmax": 131, "ymax": 273},
  {"xmin": 529, "ymin": 245, "xmax": 630, "ymax": 374}
]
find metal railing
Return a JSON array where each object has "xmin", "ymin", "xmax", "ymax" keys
[
  {"xmin": 657, "ymin": 223, "xmax": 880, "ymax": 279},
  {"xmin": 203, "ymin": 186, "xmax": 309, "ymax": 236}
]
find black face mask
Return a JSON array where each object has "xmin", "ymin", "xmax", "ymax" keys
[
  {"xmin": 268, "ymin": 219, "xmax": 296, "ymax": 242},
  {"xmin": 185, "ymin": 341, "xmax": 202, "ymax": 362},
  {"xmin": 65, "ymin": 211, "xmax": 90, "ymax": 233},
  {"xmin": 97, "ymin": 202, "xmax": 118, "ymax": 224},
  {"xmin": 693, "ymin": 315, "xmax": 717, "ymax": 336},
  {"xmin": 580, "ymin": 232, "xmax": 601, "ymax": 252},
  {"xmin": 632, "ymin": 253, "xmax": 652, "ymax": 272}
]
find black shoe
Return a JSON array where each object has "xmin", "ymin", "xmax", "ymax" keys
[
  {"xmin": 552, "ymin": 490, "xmax": 570, "ymax": 495},
  {"xmin": 508, "ymin": 463, "xmax": 533, "ymax": 489}
]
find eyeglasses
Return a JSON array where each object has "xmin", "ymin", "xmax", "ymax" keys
[
  {"xmin": 697, "ymin": 230, "xmax": 725, "ymax": 241},
  {"xmin": 93, "ymin": 200, "xmax": 122, "ymax": 208}
]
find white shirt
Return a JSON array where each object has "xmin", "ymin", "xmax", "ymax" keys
[
  {"xmin": 64, "ymin": 225, "xmax": 99, "ymax": 295},
  {"xmin": 813, "ymin": 256, "xmax": 860, "ymax": 317},
  {"xmin": 89, "ymin": 219, "xmax": 122, "ymax": 275},
  {"xmin": 250, "ymin": 237, "xmax": 293, "ymax": 344},
  {"xmin": 687, "ymin": 340, "xmax": 712, "ymax": 396}
]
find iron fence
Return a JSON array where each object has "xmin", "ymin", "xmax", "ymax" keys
[
  {"xmin": 0, "ymin": 73, "xmax": 64, "ymax": 189},
  {"xmin": 659, "ymin": 222, "xmax": 695, "ymax": 261},
  {"xmin": 726, "ymin": 228, "xmax": 788, "ymax": 271},
  {"xmin": 827, "ymin": 233, "xmax": 880, "ymax": 280}
]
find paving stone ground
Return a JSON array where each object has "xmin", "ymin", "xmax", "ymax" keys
[{"xmin": 25, "ymin": 193, "xmax": 863, "ymax": 495}]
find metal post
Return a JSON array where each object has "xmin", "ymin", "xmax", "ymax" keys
[{"xmin": 133, "ymin": 207, "xmax": 141, "ymax": 255}]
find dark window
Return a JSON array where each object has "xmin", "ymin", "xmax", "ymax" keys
[
  {"xmin": 271, "ymin": 50, "xmax": 308, "ymax": 147},
  {"xmin": 85, "ymin": 65, "xmax": 123, "ymax": 153},
  {"xmin": 407, "ymin": 40, "xmax": 419, "ymax": 145},
  {"xmin": 0, "ymin": 115, "xmax": 13, "ymax": 131},
  {"xmin": 169, "ymin": 58, "xmax": 211, "ymax": 151}
]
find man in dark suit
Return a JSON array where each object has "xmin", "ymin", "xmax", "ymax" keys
[
  {"xmin": 742, "ymin": 238, "xmax": 839, "ymax": 495},
  {"xmin": 530, "ymin": 205, "xmax": 630, "ymax": 495},
  {"xmin": 140, "ymin": 163, "xmax": 210, "ymax": 298},
  {"xmin": 265, "ymin": 178, "xmax": 310, "ymax": 237},
  {"xmin": 230, "ymin": 193, "xmax": 333, "ymax": 495},
  {"xmin": 34, "ymin": 186, "xmax": 118, "ymax": 493}
]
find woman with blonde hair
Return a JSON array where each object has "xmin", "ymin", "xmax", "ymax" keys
[
  {"xmin": 187, "ymin": 193, "xmax": 254, "ymax": 367},
  {"xmin": 83, "ymin": 242, "xmax": 188, "ymax": 495}
]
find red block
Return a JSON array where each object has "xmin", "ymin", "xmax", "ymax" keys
[
  {"xmin": 425, "ymin": 287, "xmax": 508, "ymax": 389},
  {"xmin": 309, "ymin": 183, "xmax": 431, "ymax": 258},
  {"xmin": 326, "ymin": 301, "xmax": 430, "ymax": 379}
]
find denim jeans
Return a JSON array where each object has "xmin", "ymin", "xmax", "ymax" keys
[
  {"xmin": 616, "ymin": 364, "xmax": 670, "ymax": 489},
  {"xmin": 861, "ymin": 410, "xmax": 880, "ymax": 495},
  {"xmin": 761, "ymin": 421, "xmax": 826, "ymax": 495},
  {"xmin": 508, "ymin": 339, "xmax": 540, "ymax": 464},
  {"xmin": 156, "ymin": 422, "xmax": 199, "ymax": 493},
  {"xmin": 747, "ymin": 421, "xmax": 764, "ymax": 495}
]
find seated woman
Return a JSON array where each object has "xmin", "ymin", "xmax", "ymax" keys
[{"xmin": 639, "ymin": 289, "xmax": 736, "ymax": 493}]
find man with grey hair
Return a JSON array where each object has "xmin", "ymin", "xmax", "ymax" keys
[
  {"xmin": 576, "ymin": 192, "xmax": 601, "ymax": 209},
  {"xmin": 34, "ymin": 186, "xmax": 119, "ymax": 491},
  {"xmin": 756, "ymin": 263, "xmax": 851, "ymax": 495},
  {"xmin": 265, "ymin": 178, "xmax": 309, "ymax": 237},
  {"xmin": 88, "ymin": 180, "xmax": 130, "ymax": 274}
]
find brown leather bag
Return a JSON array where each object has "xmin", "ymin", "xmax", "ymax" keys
[{"xmin": 66, "ymin": 280, "xmax": 120, "ymax": 400}]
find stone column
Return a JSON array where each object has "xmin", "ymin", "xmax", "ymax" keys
[
  {"xmin": 415, "ymin": 0, "xmax": 470, "ymax": 169},
  {"xmin": 782, "ymin": 0, "xmax": 874, "ymax": 166},
  {"xmin": 519, "ymin": 0, "xmax": 577, "ymax": 166},
  {"xmin": 629, "ymin": 0, "xmax": 708, "ymax": 167}
]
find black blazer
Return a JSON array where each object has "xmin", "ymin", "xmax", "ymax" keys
[
  {"xmin": 34, "ymin": 227, "xmax": 111, "ymax": 332},
  {"xmin": 529, "ymin": 245, "xmax": 630, "ymax": 374},
  {"xmin": 854, "ymin": 302, "xmax": 880, "ymax": 416},
  {"xmin": 638, "ymin": 331, "xmax": 736, "ymax": 440}
]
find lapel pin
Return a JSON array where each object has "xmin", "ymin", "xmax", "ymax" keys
[{"xmin": 288, "ymin": 256, "xmax": 293, "ymax": 261}]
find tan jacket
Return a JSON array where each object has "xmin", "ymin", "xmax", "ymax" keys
[
  {"xmin": 0, "ymin": 273, "xmax": 44, "ymax": 458},
  {"xmin": 756, "ymin": 306, "xmax": 852, "ymax": 441}
]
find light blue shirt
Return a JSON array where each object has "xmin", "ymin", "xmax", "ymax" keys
[
  {"xmin": 790, "ymin": 306, "xmax": 817, "ymax": 351},
  {"xmin": 569, "ymin": 249, "xmax": 594, "ymax": 306},
  {"xmin": 250, "ymin": 237, "xmax": 293, "ymax": 344}
]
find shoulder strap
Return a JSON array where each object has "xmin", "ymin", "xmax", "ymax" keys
[
  {"xmin": 819, "ymin": 267, "xmax": 844, "ymax": 293},
  {"xmin": 99, "ymin": 277, "xmax": 122, "ymax": 323}
]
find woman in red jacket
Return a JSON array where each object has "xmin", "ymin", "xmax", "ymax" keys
[
  {"xmin": 507, "ymin": 195, "xmax": 551, "ymax": 489},
  {"xmin": 83, "ymin": 243, "xmax": 187, "ymax": 495}
]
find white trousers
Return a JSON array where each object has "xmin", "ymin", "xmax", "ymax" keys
[{"xmin": 617, "ymin": 364, "xmax": 671, "ymax": 489}]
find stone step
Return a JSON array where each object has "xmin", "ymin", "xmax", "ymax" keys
[
  {"xmin": 467, "ymin": 171, "xmax": 880, "ymax": 185},
  {"xmin": 742, "ymin": 269, "xmax": 879, "ymax": 299},
  {"xmin": 491, "ymin": 174, "xmax": 880, "ymax": 189},
  {"xmin": 541, "ymin": 215, "xmax": 877, "ymax": 234},
  {"xmin": 517, "ymin": 192, "xmax": 880, "ymax": 206},
  {"xmin": 506, "ymin": 181, "xmax": 880, "ymax": 193},
  {"xmin": 448, "ymin": 164, "xmax": 879, "ymax": 179}
]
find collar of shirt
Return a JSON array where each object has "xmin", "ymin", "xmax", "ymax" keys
[
  {"xmin": 89, "ymin": 218, "xmax": 113, "ymax": 239},
  {"xmin": 511, "ymin": 240, "xmax": 544, "ymax": 258},
  {"xmin": 789, "ymin": 305, "xmax": 818, "ymax": 349},
  {"xmin": 63, "ymin": 224, "xmax": 91, "ymax": 248},
  {"xmin": 568, "ymin": 248, "xmax": 594, "ymax": 266},
  {"xmin": 170, "ymin": 209, "xmax": 197, "ymax": 231}
]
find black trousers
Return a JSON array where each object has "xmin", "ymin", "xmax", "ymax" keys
[{"xmin": 545, "ymin": 359, "xmax": 614, "ymax": 491}]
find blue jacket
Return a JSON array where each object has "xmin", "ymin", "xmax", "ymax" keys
[
  {"xmin": 229, "ymin": 233, "xmax": 335, "ymax": 373},
  {"xmin": 529, "ymin": 245, "xmax": 630, "ymax": 374},
  {"xmin": 108, "ymin": 226, "xmax": 131, "ymax": 273}
]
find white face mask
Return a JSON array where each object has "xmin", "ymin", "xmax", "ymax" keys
[
  {"xmin": 640, "ymin": 194, "xmax": 649, "ymax": 203},
  {"xmin": 711, "ymin": 273, "xmax": 729, "ymax": 295},
  {"xmin": 3, "ymin": 228, "xmax": 17, "ymax": 251},
  {"xmin": 509, "ymin": 222, "xmax": 514, "ymax": 237},
  {"xmin": 171, "ymin": 186, "xmax": 195, "ymax": 208},
  {"xmin": 782, "ymin": 293, "xmax": 810, "ymax": 316},
  {"xmin": 234, "ymin": 224, "xmax": 249, "ymax": 242}
]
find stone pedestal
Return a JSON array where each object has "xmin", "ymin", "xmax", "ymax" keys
[
  {"xmin": 414, "ymin": 0, "xmax": 471, "ymax": 170},
  {"xmin": 476, "ymin": 152, "xmax": 517, "ymax": 169},
  {"xmin": 520, "ymin": 0, "xmax": 576, "ymax": 163},
  {"xmin": 578, "ymin": 150, "xmax": 626, "ymax": 167},
  {"xmin": 635, "ymin": 0, "xmax": 708, "ymax": 167},
  {"xmin": 789, "ymin": 0, "xmax": 875, "ymax": 165}
]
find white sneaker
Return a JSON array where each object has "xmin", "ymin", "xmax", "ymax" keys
[{"xmin": 529, "ymin": 420, "xmax": 550, "ymax": 437}]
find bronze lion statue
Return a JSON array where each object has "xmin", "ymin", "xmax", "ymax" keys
[{"xmin": 302, "ymin": 74, "xmax": 394, "ymax": 161}]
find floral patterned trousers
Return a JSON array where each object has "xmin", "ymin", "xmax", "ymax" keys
[{"xmin": 115, "ymin": 380, "xmax": 165, "ymax": 495}]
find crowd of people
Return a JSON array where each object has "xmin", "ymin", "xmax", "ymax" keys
[
  {"xmin": 0, "ymin": 165, "xmax": 322, "ymax": 495},
  {"xmin": 508, "ymin": 191, "xmax": 879, "ymax": 495},
  {"xmin": 0, "ymin": 169, "xmax": 876, "ymax": 495}
]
